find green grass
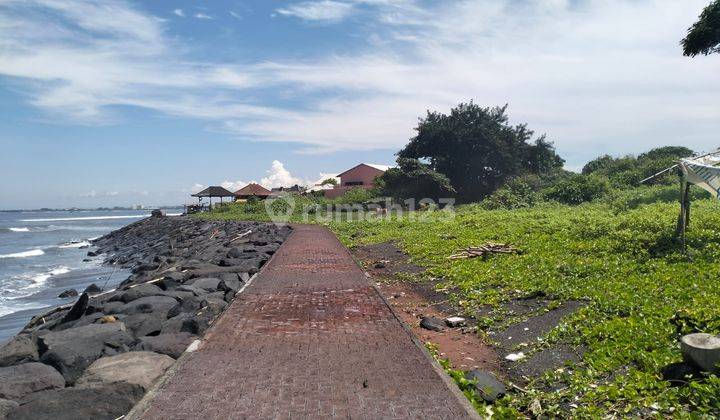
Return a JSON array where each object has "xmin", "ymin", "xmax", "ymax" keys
[{"xmin": 200, "ymin": 194, "xmax": 720, "ymax": 417}]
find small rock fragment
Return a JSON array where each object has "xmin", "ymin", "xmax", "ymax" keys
[{"xmin": 420, "ymin": 316, "xmax": 445, "ymax": 332}]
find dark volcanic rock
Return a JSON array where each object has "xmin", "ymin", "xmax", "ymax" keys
[
  {"xmin": 113, "ymin": 283, "xmax": 164, "ymax": 303},
  {"xmin": 38, "ymin": 323, "xmax": 134, "ymax": 384},
  {"xmin": 82, "ymin": 284, "xmax": 102, "ymax": 294},
  {"xmin": 465, "ymin": 369, "xmax": 506, "ymax": 403},
  {"xmin": 185, "ymin": 277, "xmax": 222, "ymax": 292},
  {"xmin": 101, "ymin": 301, "xmax": 124, "ymax": 315},
  {"xmin": 8, "ymin": 381, "xmax": 144, "ymax": 420},
  {"xmin": 134, "ymin": 332, "xmax": 195, "ymax": 359},
  {"xmin": 121, "ymin": 313, "xmax": 164, "ymax": 337},
  {"xmin": 118, "ymin": 296, "xmax": 178, "ymax": 316},
  {"xmin": 60, "ymin": 293, "xmax": 88, "ymax": 323},
  {"xmin": 0, "ymin": 335, "xmax": 39, "ymax": 367},
  {"xmin": 420, "ymin": 316, "xmax": 445, "ymax": 332},
  {"xmin": 58, "ymin": 289, "xmax": 78, "ymax": 299},
  {"xmin": 0, "ymin": 363, "xmax": 65, "ymax": 400}
]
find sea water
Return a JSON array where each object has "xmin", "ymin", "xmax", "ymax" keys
[{"xmin": 0, "ymin": 209, "xmax": 176, "ymax": 342}]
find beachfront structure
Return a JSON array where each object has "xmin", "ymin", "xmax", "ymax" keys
[
  {"xmin": 191, "ymin": 186, "xmax": 236, "ymax": 209},
  {"xmin": 234, "ymin": 183, "xmax": 271, "ymax": 200},
  {"xmin": 306, "ymin": 173, "xmax": 341, "ymax": 193},
  {"xmin": 324, "ymin": 163, "xmax": 391, "ymax": 199},
  {"xmin": 271, "ymin": 184, "xmax": 306, "ymax": 195}
]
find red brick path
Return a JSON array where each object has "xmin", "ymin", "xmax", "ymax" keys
[{"xmin": 132, "ymin": 225, "xmax": 478, "ymax": 419}]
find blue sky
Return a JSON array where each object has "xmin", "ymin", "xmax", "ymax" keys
[{"xmin": 0, "ymin": 0, "xmax": 718, "ymax": 209}]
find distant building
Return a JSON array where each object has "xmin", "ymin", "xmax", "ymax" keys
[
  {"xmin": 306, "ymin": 173, "xmax": 341, "ymax": 193},
  {"xmin": 234, "ymin": 183, "xmax": 272, "ymax": 200},
  {"xmin": 324, "ymin": 163, "xmax": 391, "ymax": 199},
  {"xmin": 270, "ymin": 184, "xmax": 306, "ymax": 195}
]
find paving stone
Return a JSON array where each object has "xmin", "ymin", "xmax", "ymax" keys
[{"xmin": 133, "ymin": 225, "xmax": 476, "ymax": 419}]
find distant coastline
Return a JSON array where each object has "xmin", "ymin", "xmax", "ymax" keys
[{"xmin": 0, "ymin": 205, "xmax": 183, "ymax": 213}]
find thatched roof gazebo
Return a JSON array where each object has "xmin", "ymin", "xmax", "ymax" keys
[
  {"xmin": 235, "ymin": 183, "xmax": 271, "ymax": 200},
  {"xmin": 191, "ymin": 186, "xmax": 236, "ymax": 209}
]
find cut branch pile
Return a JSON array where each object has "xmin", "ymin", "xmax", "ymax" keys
[{"xmin": 448, "ymin": 243, "xmax": 520, "ymax": 259}]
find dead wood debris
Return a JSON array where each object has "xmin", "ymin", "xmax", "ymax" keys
[{"xmin": 447, "ymin": 243, "xmax": 519, "ymax": 259}]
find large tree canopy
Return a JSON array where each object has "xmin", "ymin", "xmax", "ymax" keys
[
  {"xmin": 397, "ymin": 102, "xmax": 564, "ymax": 202},
  {"xmin": 682, "ymin": 0, "xmax": 720, "ymax": 56}
]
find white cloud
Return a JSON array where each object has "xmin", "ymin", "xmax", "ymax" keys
[
  {"xmin": 194, "ymin": 13, "xmax": 213, "ymax": 20},
  {"xmin": 173, "ymin": 9, "xmax": 184, "ymax": 17},
  {"xmin": 276, "ymin": 1, "xmax": 354, "ymax": 22},
  {"xmin": 260, "ymin": 160, "xmax": 310, "ymax": 188},
  {"xmin": 189, "ymin": 183, "xmax": 205, "ymax": 194},
  {"xmin": 229, "ymin": 11, "xmax": 241, "ymax": 19},
  {"xmin": 192, "ymin": 161, "xmax": 309, "ymax": 193},
  {"xmin": 220, "ymin": 180, "xmax": 251, "ymax": 192},
  {"xmin": 0, "ymin": 0, "xmax": 719, "ymax": 166}
]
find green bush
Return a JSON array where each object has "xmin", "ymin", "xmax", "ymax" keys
[
  {"xmin": 335, "ymin": 187, "xmax": 377, "ymax": 205},
  {"xmin": 543, "ymin": 174, "xmax": 610, "ymax": 205},
  {"xmin": 606, "ymin": 184, "xmax": 711, "ymax": 212},
  {"xmin": 482, "ymin": 177, "xmax": 539, "ymax": 209}
]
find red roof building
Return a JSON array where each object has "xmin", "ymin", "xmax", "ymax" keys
[{"xmin": 234, "ymin": 183, "xmax": 272, "ymax": 200}]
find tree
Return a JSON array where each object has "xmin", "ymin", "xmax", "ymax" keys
[
  {"xmin": 319, "ymin": 178, "xmax": 338, "ymax": 186},
  {"xmin": 682, "ymin": 0, "xmax": 720, "ymax": 56},
  {"xmin": 581, "ymin": 146, "xmax": 695, "ymax": 187},
  {"xmin": 379, "ymin": 158, "xmax": 456, "ymax": 202},
  {"xmin": 398, "ymin": 102, "xmax": 564, "ymax": 202}
]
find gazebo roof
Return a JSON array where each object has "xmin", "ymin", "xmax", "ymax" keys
[
  {"xmin": 191, "ymin": 186, "xmax": 236, "ymax": 198},
  {"xmin": 235, "ymin": 183, "xmax": 271, "ymax": 197}
]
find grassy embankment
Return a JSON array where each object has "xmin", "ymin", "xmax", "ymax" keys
[{"xmin": 199, "ymin": 187, "xmax": 720, "ymax": 417}]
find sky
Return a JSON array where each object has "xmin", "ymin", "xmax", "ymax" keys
[{"xmin": 0, "ymin": 0, "xmax": 718, "ymax": 209}]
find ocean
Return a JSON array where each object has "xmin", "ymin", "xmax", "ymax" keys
[{"xmin": 0, "ymin": 209, "xmax": 178, "ymax": 342}]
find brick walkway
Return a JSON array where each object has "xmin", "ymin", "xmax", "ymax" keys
[{"xmin": 130, "ymin": 225, "xmax": 478, "ymax": 419}]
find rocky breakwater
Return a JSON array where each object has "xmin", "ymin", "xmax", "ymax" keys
[{"xmin": 0, "ymin": 216, "xmax": 291, "ymax": 420}]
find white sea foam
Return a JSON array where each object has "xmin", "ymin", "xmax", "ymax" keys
[
  {"xmin": 0, "ymin": 249, "xmax": 44, "ymax": 259},
  {"xmin": 20, "ymin": 214, "xmax": 149, "ymax": 222},
  {"xmin": 8, "ymin": 227, "xmax": 29, "ymax": 232},
  {"xmin": 0, "ymin": 302, "xmax": 49, "ymax": 318},
  {"xmin": 30, "ymin": 266, "xmax": 71, "ymax": 285},
  {"xmin": 58, "ymin": 240, "xmax": 91, "ymax": 249}
]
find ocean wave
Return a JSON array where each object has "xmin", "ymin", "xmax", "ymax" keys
[
  {"xmin": 57, "ymin": 240, "xmax": 91, "ymax": 249},
  {"xmin": 8, "ymin": 227, "xmax": 29, "ymax": 232},
  {"xmin": 29, "ymin": 266, "xmax": 71, "ymax": 286},
  {"xmin": 0, "ymin": 249, "xmax": 44, "ymax": 259},
  {"xmin": 20, "ymin": 214, "xmax": 149, "ymax": 222},
  {"xmin": 0, "ymin": 302, "xmax": 50, "ymax": 318}
]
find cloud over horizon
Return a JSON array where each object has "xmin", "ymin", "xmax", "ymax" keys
[{"xmin": 0, "ymin": 0, "xmax": 718, "ymax": 167}]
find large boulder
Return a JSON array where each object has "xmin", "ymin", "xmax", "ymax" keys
[
  {"xmin": 185, "ymin": 277, "xmax": 222, "ymax": 292},
  {"xmin": 112, "ymin": 283, "xmax": 164, "ymax": 303},
  {"xmin": 167, "ymin": 296, "xmax": 205, "ymax": 318},
  {"xmin": 7, "ymin": 381, "xmax": 144, "ymax": 420},
  {"xmin": 118, "ymin": 296, "xmax": 178, "ymax": 316},
  {"xmin": 38, "ymin": 323, "xmax": 134, "ymax": 384},
  {"xmin": 60, "ymin": 293, "xmax": 88, "ymax": 323},
  {"xmin": 0, "ymin": 399, "xmax": 18, "ymax": 419},
  {"xmin": 121, "ymin": 313, "xmax": 164, "ymax": 337},
  {"xmin": 57, "ymin": 289, "xmax": 78, "ymax": 299},
  {"xmin": 75, "ymin": 351, "xmax": 174, "ymax": 391},
  {"xmin": 134, "ymin": 333, "xmax": 195, "ymax": 359},
  {"xmin": 0, "ymin": 335, "xmax": 38, "ymax": 367},
  {"xmin": 0, "ymin": 363, "xmax": 65, "ymax": 400}
]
